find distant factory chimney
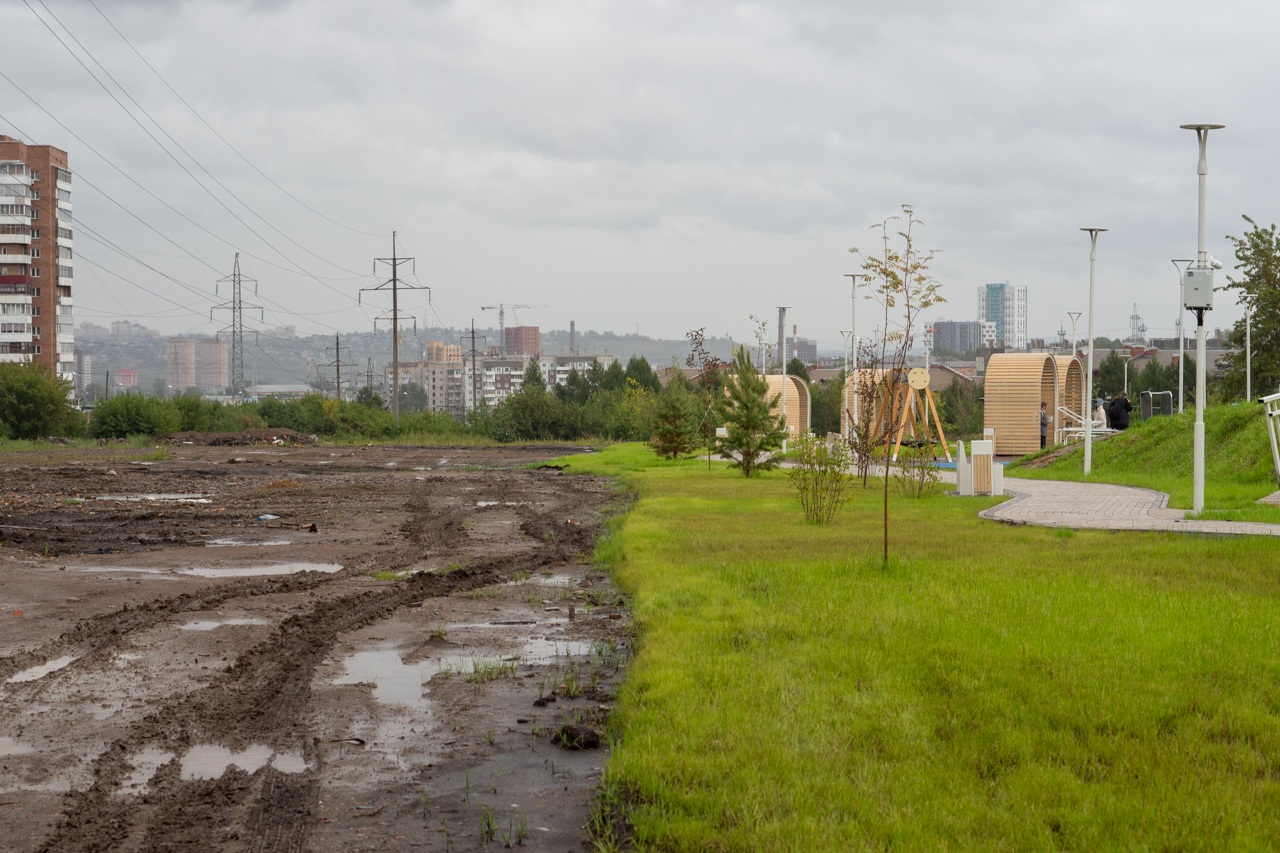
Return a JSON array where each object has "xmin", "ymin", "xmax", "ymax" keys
[{"xmin": 570, "ymin": 320, "xmax": 576, "ymax": 356}]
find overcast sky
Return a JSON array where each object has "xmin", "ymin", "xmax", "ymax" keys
[{"xmin": 2, "ymin": 0, "xmax": 1276, "ymax": 352}]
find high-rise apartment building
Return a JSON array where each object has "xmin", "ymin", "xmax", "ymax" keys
[
  {"xmin": 424, "ymin": 340, "xmax": 462, "ymax": 362},
  {"xmin": 977, "ymin": 283, "xmax": 1028, "ymax": 350},
  {"xmin": 167, "ymin": 338, "xmax": 196, "ymax": 393},
  {"xmin": 201, "ymin": 338, "xmax": 229, "ymax": 391},
  {"xmin": 0, "ymin": 136, "xmax": 73, "ymax": 386},
  {"xmin": 504, "ymin": 326, "xmax": 539, "ymax": 357}
]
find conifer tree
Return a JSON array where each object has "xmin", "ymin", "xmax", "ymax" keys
[
  {"xmin": 715, "ymin": 347, "xmax": 785, "ymax": 477},
  {"xmin": 648, "ymin": 383, "xmax": 699, "ymax": 458}
]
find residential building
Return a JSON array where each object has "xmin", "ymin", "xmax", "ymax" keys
[
  {"xmin": 424, "ymin": 340, "xmax": 462, "ymax": 362},
  {"xmin": 785, "ymin": 336, "xmax": 818, "ymax": 363},
  {"xmin": 463, "ymin": 357, "xmax": 527, "ymax": 410},
  {"xmin": 0, "ymin": 136, "xmax": 73, "ymax": 386},
  {"xmin": 504, "ymin": 325, "xmax": 539, "ymax": 357},
  {"xmin": 166, "ymin": 338, "xmax": 196, "ymax": 393},
  {"xmin": 977, "ymin": 282, "xmax": 1028, "ymax": 349},
  {"xmin": 979, "ymin": 321, "xmax": 998, "ymax": 348},
  {"xmin": 383, "ymin": 357, "xmax": 465, "ymax": 418},
  {"xmin": 201, "ymin": 338, "xmax": 229, "ymax": 391},
  {"xmin": 73, "ymin": 349, "xmax": 91, "ymax": 395},
  {"xmin": 537, "ymin": 353, "xmax": 616, "ymax": 387},
  {"xmin": 114, "ymin": 369, "xmax": 137, "ymax": 390},
  {"xmin": 931, "ymin": 320, "xmax": 984, "ymax": 355}
]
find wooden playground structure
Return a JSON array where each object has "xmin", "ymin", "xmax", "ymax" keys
[
  {"xmin": 764, "ymin": 374, "xmax": 811, "ymax": 439},
  {"xmin": 841, "ymin": 367, "xmax": 952, "ymax": 463}
]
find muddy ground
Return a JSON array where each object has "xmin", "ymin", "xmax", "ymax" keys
[{"xmin": 0, "ymin": 443, "xmax": 630, "ymax": 852}]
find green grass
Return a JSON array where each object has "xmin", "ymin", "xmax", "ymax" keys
[
  {"xmin": 1009, "ymin": 403, "xmax": 1280, "ymax": 521},
  {"xmin": 559, "ymin": 443, "xmax": 1280, "ymax": 851}
]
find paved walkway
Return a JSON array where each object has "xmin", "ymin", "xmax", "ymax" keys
[{"xmin": 986, "ymin": 476, "xmax": 1280, "ymax": 537}]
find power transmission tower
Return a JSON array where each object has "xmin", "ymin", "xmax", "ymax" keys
[
  {"xmin": 460, "ymin": 323, "xmax": 487, "ymax": 413},
  {"xmin": 212, "ymin": 254, "xmax": 261, "ymax": 398},
  {"xmin": 322, "ymin": 333, "xmax": 356, "ymax": 401},
  {"xmin": 360, "ymin": 232, "xmax": 427, "ymax": 423}
]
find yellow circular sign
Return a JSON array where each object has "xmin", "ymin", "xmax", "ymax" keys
[{"xmin": 908, "ymin": 367, "xmax": 930, "ymax": 390}]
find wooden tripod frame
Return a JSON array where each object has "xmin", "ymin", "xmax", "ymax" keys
[{"xmin": 871, "ymin": 376, "xmax": 951, "ymax": 463}]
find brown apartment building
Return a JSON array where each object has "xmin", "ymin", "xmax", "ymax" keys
[{"xmin": 0, "ymin": 136, "xmax": 73, "ymax": 386}]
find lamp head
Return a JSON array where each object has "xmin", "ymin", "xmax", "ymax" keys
[{"xmin": 1179, "ymin": 123, "xmax": 1225, "ymax": 131}]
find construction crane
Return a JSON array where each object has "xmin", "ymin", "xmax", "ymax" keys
[{"xmin": 480, "ymin": 303, "xmax": 545, "ymax": 356}]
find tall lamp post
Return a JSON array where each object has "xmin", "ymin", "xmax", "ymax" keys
[
  {"xmin": 1180, "ymin": 123, "xmax": 1225, "ymax": 514},
  {"xmin": 839, "ymin": 330, "xmax": 854, "ymax": 440},
  {"xmin": 1067, "ymin": 312, "xmax": 1082, "ymax": 356},
  {"xmin": 1247, "ymin": 302, "xmax": 1252, "ymax": 402},
  {"xmin": 1171, "ymin": 258, "xmax": 1193, "ymax": 412},
  {"xmin": 1080, "ymin": 228, "xmax": 1108, "ymax": 475},
  {"xmin": 844, "ymin": 274, "xmax": 864, "ymax": 431}
]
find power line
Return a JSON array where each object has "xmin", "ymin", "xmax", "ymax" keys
[
  {"xmin": 22, "ymin": 0, "xmax": 372, "ymax": 288},
  {"xmin": 84, "ymin": 0, "xmax": 385, "ymax": 239}
]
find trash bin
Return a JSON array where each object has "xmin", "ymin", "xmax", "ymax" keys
[
  {"xmin": 1140, "ymin": 391, "xmax": 1152, "ymax": 420},
  {"xmin": 1157, "ymin": 391, "xmax": 1173, "ymax": 416}
]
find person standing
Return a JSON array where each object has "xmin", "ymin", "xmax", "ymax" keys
[
  {"xmin": 1040, "ymin": 401, "xmax": 1049, "ymax": 449},
  {"xmin": 1108, "ymin": 391, "xmax": 1133, "ymax": 431}
]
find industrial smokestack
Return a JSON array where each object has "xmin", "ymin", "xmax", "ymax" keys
[{"xmin": 570, "ymin": 321, "xmax": 576, "ymax": 356}]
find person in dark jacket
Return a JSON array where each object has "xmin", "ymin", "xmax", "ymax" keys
[
  {"xmin": 1108, "ymin": 391, "xmax": 1132, "ymax": 430},
  {"xmin": 1040, "ymin": 401, "xmax": 1049, "ymax": 448}
]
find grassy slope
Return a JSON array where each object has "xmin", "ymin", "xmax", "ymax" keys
[
  {"xmin": 1009, "ymin": 403, "xmax": 1280, "ymax": 522},
  {"xmin": 564, "ymin": 444, "xmax": 1280, "ymax": 851}
]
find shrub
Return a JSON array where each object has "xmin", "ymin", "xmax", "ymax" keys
[
  {"xmin": 0, "ymin": 362, "xmax": 82, "ymax": 439},
  {"xmin": 787, "ymin": 432, "xmax": 855, "ymax": 523},
  {"xmin": 90, "ymin": 392, "xmax": 181, "ymax": 438}
]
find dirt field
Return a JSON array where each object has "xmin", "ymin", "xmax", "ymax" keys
[{"xmin": 0, "ymin": 443, "xmax": 629, "ymax": 852}]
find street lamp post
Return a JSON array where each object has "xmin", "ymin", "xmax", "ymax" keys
[
  {"xmin": 1180, "ymin": 122, "xmax": 1225, "ymax": 514},
  {"xmin": 839, "ymin": 330, "xmax": 853, "ymax": 440},
  {"xmin": 1122, "ymin": 351, "xmax": 1134, "ymax": 395},
  {"xmin": 1171, "ymin": 258, "xmax": 1193, "ymax": 413},
  {"xmin": 1247, "ymin": 303, "xmax": 1252, "ymax": 402},
  {"xmin": 844, "ymin": 274, "xmax": 863, "ymax": 431},
  {"xmin": 1067, "ymin": 312, "xmax": 1082, "ymax": 356},
  {"xmin": 1080, "ymin": 228, "xmax": 1108, "ymax": 475}
]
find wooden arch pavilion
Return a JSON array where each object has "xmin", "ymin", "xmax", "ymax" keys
[
  {"xmin": 764, "ymin": 374, "xmax": 811, "ymax": 436},
  {"xmin": 1053, "ymin": 355, "xmax": 1086, "ymax": 431},
  {"xmin": 983, "ymin": 354, "xmax": 1059, "ymax": 455}
]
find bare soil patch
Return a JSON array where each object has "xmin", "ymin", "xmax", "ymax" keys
[{"xmin": 0, "ymin": 442, "xmax": 625, "ymax": 852}]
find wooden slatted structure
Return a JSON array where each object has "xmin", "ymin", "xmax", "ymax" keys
[
  {"xmin": 1053, "ymin": 355, "xmax": 1085, "ymax": 428},
  {"xmin": 983, "ymin": 354, "xmax": 1058, "ymax": 455},
  {"xmin": 764, "ymin": 375, "xmax": 811, "ymax": 436},
  {"xmin": 839, "ymin": 368, "xmax": 888, "ymax": 439}
]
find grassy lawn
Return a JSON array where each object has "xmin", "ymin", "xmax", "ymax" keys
[
  {"xmin": 563, "ymin": 444, "xmax": 1280, "ymax": 851},
  {"xmin": 1009, "ymin": 403, "xmax": 1280, "ymax": 523}
]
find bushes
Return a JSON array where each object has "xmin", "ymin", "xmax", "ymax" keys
[
  {"xmin": 90, "ymin": 393, "xmax": 182, "ymax": 438},
  {"xmin": 0, "ymin": 362, "xmax": 83, "ymax": 439}
]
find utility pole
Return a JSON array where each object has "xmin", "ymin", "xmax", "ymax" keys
[
  {"xmin": 322, "ymin": 333, "xmax": 355, "ymax": 401},
  {"xmin": 366, "ymin": 357, "xmax": 374, "ymax": 390},
  {"xmin": 361, "ymin": 232, "xmax": 424, "ymax": 423},
  {"xmin": 104, "ymin": 369, "xmax": 110, "ymax": 400},
  {"xmin": 212, "ymin": 253, "xmax": 261, "ymax": 398}
]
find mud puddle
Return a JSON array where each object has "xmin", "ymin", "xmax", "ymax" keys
[{"xmin": 180, "ymin": 562, "xmax": 342, "ymax": 578}]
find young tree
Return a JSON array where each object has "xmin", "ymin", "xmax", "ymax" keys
[
  {"xmin": 1097, "ymin": 349, "xmax": 1125, "ymax": 399},
  {"xmin": 786, "ymin": 357, "xmax": 811, "ymax": 383},
  {"xmin": 648, "ymin": 383, "xmax": 699, "ymax": 459},
  {"xmin": 624, "ymin": 355, "xmax": 662, "ymax": 394},
  {"xmin": 852, "ymin": 206, "xmax": 945, "ymax": 567},
  {"xmin": 0, "ymin": 362, "xmax": 81, "ymax": 439},
  {"xmin": 715, "ymin": 347, "xmax": 785, "ymax": 477},
  {"xmin": 355, "ymin": 386, "xmax": 386, "ymax": 409},
  {"xmin": 686, "ymin": 327, "xmax": 726, "ymax": 468},
  {"xmin": 1221, "ymin": 215, "xmax": 1280, "ymax": 400},
  {"xmin": 523, "ymin": 356, "xmax": 546, "ymax": 392}
]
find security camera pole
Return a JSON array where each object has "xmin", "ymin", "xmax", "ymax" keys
[
  {"xmin": 1080, "ymin": 228, "xmax": 1107, "ymax": 475},
  {"xmin": 1180, "ymin": 123, "xmax": 1224, "ymax": 513}
]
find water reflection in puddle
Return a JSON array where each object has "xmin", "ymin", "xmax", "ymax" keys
[
  {"xmin": 477, "ymin": 501, "xmax": 530, "ymax": 507},
  {"xmin": 333, "ymin": 648, "xmax": 446, "ymax": 705},
  {"xmin": 181, "ymin": 563, "xmax": 341, "ymax": 578},
  {"xmin": 182, "ymin": 744, "xmax": 274, "ymax": 780},
  {"xmin": 206, "ymin": 539, "xmax": 293, "ymax": 548},
  {"xmin": 119, "ymin": 747, "xmax": 174, "ymax": 793},
  {"xmin": 179, "ymin": 618, "xmax": 271, "ymax": 631},
  {"xmin": 7, "ymin": 655, "xmax": 77, "ymax": 683},
  {"xmin": 0, "ymin": 736, "xmax": 35, "ymax": 756}
]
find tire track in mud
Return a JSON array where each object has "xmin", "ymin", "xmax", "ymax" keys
[
  {"xmin": 0, "ymin": 566, "xmax": 372, "ymax": 684},
  {"xmin": 39, "ymin": 512, "xmax": 601, "ymax": 853}
]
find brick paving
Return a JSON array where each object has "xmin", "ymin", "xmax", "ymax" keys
[{"xmin": 985, "ymin": 476, "xmax": 1280, "ymax": 537}]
